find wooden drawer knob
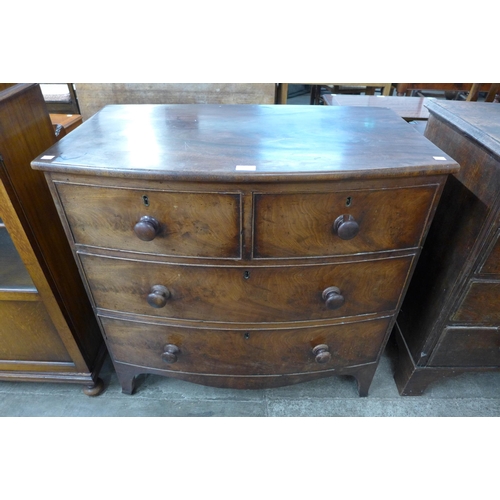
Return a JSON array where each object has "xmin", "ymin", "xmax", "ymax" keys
[
  {"xmin": 312, "ymin": 344, "xmax": 332, "ymax": 364},
  {"xmin": 333, "ymin": 214, "xmax": 359, "ymax": 240},
  {"xmin": 134, "ymin": 216, "xmax": 160, "ymax": 241},
  {"xmin": 161, "ymin": 344, "xmax": 180, "ymax": 363},
  {"xmin": 322, "ymin": 286, "xmax": 345, "ymax": 310},
  {"xmin": 147, "ymin": 285, "xmax": 170, "ymax": 308}
]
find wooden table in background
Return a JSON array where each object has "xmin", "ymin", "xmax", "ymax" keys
[
  {"xmin": 277, "ymin": 83, "xmax": 392, "ymax": 104},
  {"xmin": 50, "ymin": 113, "xmax": 83, "ymax": 133},
  {"xmin": 323, "ymin": 94, "xmax": 430, "ymax": 121}
]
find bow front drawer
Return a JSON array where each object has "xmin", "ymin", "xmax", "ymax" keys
[
  {"xmin": 80, "ymin": 253, "xmax": 413, "ymax": 323},
  {"xmin": 100, "ymin": 316, "xmax": 392, "ymax": 376},
  {"xmin": 55, "ymin": 182, "xmax": 242, "ymax": 258},
  {"xmin": 253, "ymin": 185, "xmax": 437, "ymax": 258}
]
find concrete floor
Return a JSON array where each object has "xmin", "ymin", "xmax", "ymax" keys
[
  {"xmin": 2, "ymin": 87, "xmax": 498, "ymax": 417},
  {"xmin": 1, "ymin": 341, "xmax": 500, "ymax": 416}
]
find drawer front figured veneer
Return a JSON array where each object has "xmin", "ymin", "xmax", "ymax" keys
[
  {"xmin": 80, "ymin": 253, "xmax": 413, "ymax": 323},
  {"xmin": 55, "ymin": 183, "xmax": 242, "ymax": 258},
  {"xmin": 100, "ymin": 316, "xmax": 392, "ymax": 376},
  {"xmin": 32, "ymin": 104, "xmax": 458, "ymax": 396},
  {"xmin": 253, "ymin": 186, "xmax": 438, "ymax": 258}
]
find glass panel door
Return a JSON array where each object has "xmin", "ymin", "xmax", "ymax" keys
[{"xmin": 0, "ymin": 218, "xmax": 37, "ymax": 292}]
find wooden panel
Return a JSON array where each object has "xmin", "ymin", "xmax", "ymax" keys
[
  {"xmin": 479, "ymin": 230, "xmax": 500, "ymax": 275},
  {"xmin": 75, "ymin": 83, "xmax": 277, "ymax": 121},
  {"xmin": 395, "ymin": 175, "xmax": 490, "ymax": 361},
  {"xmin": 253, "ymin": 185, "xmax": 437, "ymax": 258},
  {"xmin": 80, "ymin": 253, "xmax": 413, "ymax": 323},
  {"xmin": 429, "ymin": 327, "xmax": 500, "ymax": 367},
  {"xmin": 56, "ymin": 183, "xmax": 241, "ymax": 258},
  {"xmin": 425, "ymin": 101, "xmax": 500, "ymax": 209},
  {"xmin": 101, "ymin": 316, "xmax": 391, "ymax": 376},
  {"xmin": 452, "ymin": 281, "xmax": 500, "ymax": 324},
  {"xmin": 0, "ymin": 301, "xmax": 72, "ymax": 363},
  {"xmin": 31, "ymin": 105, "xmax": 459, "ymax": 182}
]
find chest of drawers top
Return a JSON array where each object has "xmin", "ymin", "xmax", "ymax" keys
[{"xmin": 31, "ymin": 104, "xmax": 458, "ymax": 181}]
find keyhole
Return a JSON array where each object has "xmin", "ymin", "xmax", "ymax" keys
[
  {"xmin": 345, "ymin": 196, "xmax": 352, "ymax": 207},
  {"xmin": 244, "ymin": 332, "xmax": 250, "ymax": 340},
  {"xmin": 244, "ymin": 270, "xmax": 250, "ymax": 280},
  {"xmin": 142, "ymin": 195, "xmax": 150, "ymax": 207}
]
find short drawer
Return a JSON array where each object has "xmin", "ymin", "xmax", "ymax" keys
[
  {"xmin": 80, "ymin": 253, "xmax": 413, "ymax": 323},
  {"xmin": 253, "ymin": 185, "xmax": 437, "ymax": 258},
  {"xmin": 451, "ymin": 281, "xmax": 500, "ymax": 325},
  {"xmin": 428, "ymin": 327, "xmax": 500, "ymax": 367},
  {"xmin": 55, "ymin": 183, "xmax": 241, "ymax": 258},
  {"xmin": 100, "ymin": 316, "xmax": 392, "ymax": 376}
]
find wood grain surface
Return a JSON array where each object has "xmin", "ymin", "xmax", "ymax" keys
[
  {"xmin": 451, "ymin": 282, "xmax": 500, "ymax": 324},
  {"xmin": 32, "ymin": 105, "xmax": 459, "ymax": 182},
  {"xmin": 253, "ymin": 185, "xmax": 437, "ymax": 257},
  {"xmin": 428, "ymin": 327, "xmax": 500, "ymax": 367},
  {"xmin": 56, "ymin": 182, "xmax": 241, "ymax": 258},
  {"xmin": 80, "ymin": 252, "xmax": 413, "ymax": 323},
  {"xmin": 100, "ymin": 315, "xmax": 391, "ymax": 375}
]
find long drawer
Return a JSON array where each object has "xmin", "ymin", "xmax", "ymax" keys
[
  {"xmin": 253, "ymin": 185, "xmax": 437, "ymax": 258},
  {"xmin": 100, "ymin": 316, "xmax": 392, "ymax": 376},
  {"xmin": 55, "ymin": 182, "xmax": 242, "ymax": 258},
  {"xmin": 80, "ymin": 253, "xmax": 413, "ymax": 323}
]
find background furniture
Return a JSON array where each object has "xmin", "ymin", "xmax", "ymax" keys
[
  {"xmin": 49, "ymin": 113, "xmax": 83, "ymax": 134},
  {"xmin": 277, "ymin": 83, "xmax": 393, "ymax": 104},
  {"xmin": 393, "ymin": 100, "xmax": 500, "ymax": 395},
  {"xmin": 0, "ymin": 83, "xmax": 106, "ymax": 395},
  {"xmin": 33, "ymin": 104, "xmax": 457, "ymax": 397},
  {"xmin": 395, "ymin": 83, "xmax": 492, "ymax": 99},
  {"xmin": 466, "ymin": 83, "xmax": 500, "ymax": 102},
  {"xmin": 75, "ymin": 83, "xmax": 276, "ymax": 121},
  {"xmin": 322, "ymin": 94, "xmax": 430, "ymax": 121},
  {"xmin": 40, "ymin": 83, "xmax": 80, "ymax": 114}
]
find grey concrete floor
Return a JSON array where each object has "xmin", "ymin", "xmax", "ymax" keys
[{"xmin": 1, "ymin": 341, "xmax": 500, "ymax": 416}]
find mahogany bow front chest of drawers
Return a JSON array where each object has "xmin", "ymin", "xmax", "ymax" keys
[
  {"xmin": 393, "ymin": 101, "xmax": 500, "ymax": 395},
  {"xmin": 32, "ymin": 104, "xmax": 458, "ymax": 396}
]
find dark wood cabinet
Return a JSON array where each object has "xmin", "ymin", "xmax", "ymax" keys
[
  {"xmin": 393, "ymin": 100, "xmax": 500, "ymax": 395},
  {"xmin": 32, "ymin": 104, "xmax": 458, "ymax": 396},
  {"xmin": 0, "ymin": 83, "xmax": 106, "ymax": 394}
]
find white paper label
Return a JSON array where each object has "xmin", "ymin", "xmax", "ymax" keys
[
  {"xmin": 41, "ymin": 155, "xmax": 55, "ymax": 160},
  {"xmin": 235, "ymin": 165, "xmax": 257, "ymax": 171},
  {"xmin": 433, "ymin": 156, "xmax": 447, "ymax": 161}
]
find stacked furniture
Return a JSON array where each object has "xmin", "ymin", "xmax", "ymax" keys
[
  {"xmin": 394, "ymin": 101, "xmax": 500, "ymax": 395},
  {"xmin": 0, "ymin": 83, "xmax": 106, "ymax": 395},
  {"xmin": 33, "ymin": 104, "xmax": 458, "ymax": 396}
]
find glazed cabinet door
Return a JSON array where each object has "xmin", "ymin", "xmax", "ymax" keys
[{"xmin": 0, "ymin": 186, "xmax": 73, "ymax": 371}]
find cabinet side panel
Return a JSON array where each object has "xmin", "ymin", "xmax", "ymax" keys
[{"xmin": 397, "ymin": 171, "xmax": 489, "ymax": 363}]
